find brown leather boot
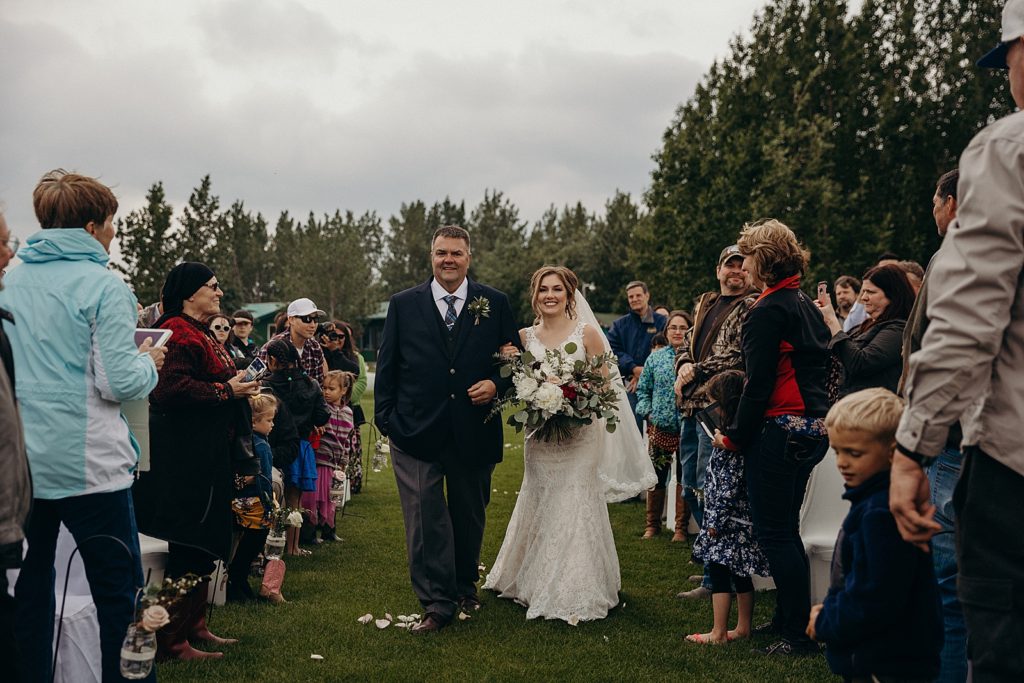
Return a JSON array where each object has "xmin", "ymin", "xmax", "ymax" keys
[
  {"xmin": 643, "ymin": 488, "xmax": 665, "ymax": 539},
  {"xmin": 672, "ymin": 483, "xmax": 690, "ymax": 542}
]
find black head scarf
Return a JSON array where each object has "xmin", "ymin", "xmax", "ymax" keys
[{"xmin": 155, "ymin": 261, "xmax": 215, "ymax": 326}]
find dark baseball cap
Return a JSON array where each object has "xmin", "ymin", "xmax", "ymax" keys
[
  {"xmin": 718, "ymin": 244, "xmax": 743, "ymax": 267},
  {"xmin": 977, "ymin": 0, "xmax": 1024, "ymax": 69}
]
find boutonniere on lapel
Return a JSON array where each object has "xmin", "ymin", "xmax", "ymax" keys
[{"xmin": 467, "ymin": 296, "xmax": 491, "ymax": 326}]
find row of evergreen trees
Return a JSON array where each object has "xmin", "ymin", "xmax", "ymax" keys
[
  {"xmin": 115, "ymin": 176, "xmax": 645, "ymax": 322},
  {"xmin": 115, "ymin": 0, "xmax": 1011, "ymax": 323}
]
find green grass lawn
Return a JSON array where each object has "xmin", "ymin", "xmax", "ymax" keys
[{"xmin": 160, "ymin": 393, "xmax": 834, "ymax": 682}]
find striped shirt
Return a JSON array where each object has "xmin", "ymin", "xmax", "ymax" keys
[{"xmin": 316, "ymin": 403, "xmax": 355, "ymax": 469}]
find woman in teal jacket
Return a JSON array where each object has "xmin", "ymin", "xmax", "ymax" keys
[{"xmin": 0, "ymin": 170, "xmax": 163, "ymax": 682}]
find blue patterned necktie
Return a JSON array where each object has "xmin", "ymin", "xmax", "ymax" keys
[{"xmin": 443, "ymin": 294, "xmax": 458, "ymax": 331}]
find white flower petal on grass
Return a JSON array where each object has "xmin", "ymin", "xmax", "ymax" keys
[
  {"xmin": 357, "ymin": 613, "xmax": 373, "ymax": 624},
  {"xmin": 567, "ymin": 615, "xmax": 580, "ymax": 626},
  {"xmin": 409, "ymin": 614, "xmax": 421, "ymax": 620},
  {"xmin": 375, "ymin": 619, "xmax": 391, "ymax": 629},
  {"xmin": 397, "ymin": 615, "xmax": 414, "ymax": 623},
  {"xmin": 310, "ymin": 654, "xmax": 324, "ymax": 660},
  {"xmin": 603, "ymin": 636, "xmax": 609, "ymax": 643},
  {"xmin": 385, "ymin": 613, "xmax": 393, "ymax": 621},
  {"xmin": 477, "ymin": 564, "xmax": 487, "ymax": 572},
  {"xmin": 394, "ymin": 622, "xmax": 410, "ymax": 629},
  {"xmin": 458, "ymin": 611, "xmax": 471, "ymax": 621}
]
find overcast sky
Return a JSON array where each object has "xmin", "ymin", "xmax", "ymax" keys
[{"xmin": 3, "ymin": 1, "xmax": 787, "ymax": 245}]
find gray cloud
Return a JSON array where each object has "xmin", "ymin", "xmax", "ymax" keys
[{"xmin": 0, "ymin": 16, "xmax": 703, "ymax": 247}]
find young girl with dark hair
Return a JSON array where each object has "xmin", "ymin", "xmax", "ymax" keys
[
  {"xmin": 262, "ymin": 338, "xmax": 329, "ymax": 555},
  {"xmin": 687, "ymin": 369, "xmax": 769, "ymax": 645}
]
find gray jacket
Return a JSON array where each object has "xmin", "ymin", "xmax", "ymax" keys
[
  {"xmin": 0, "ymin": 348, "xmax": 31, "ymax": 556},
  {"xmin": 897, "ymin": 110, "xmax": 1024, "ymax": 477}
]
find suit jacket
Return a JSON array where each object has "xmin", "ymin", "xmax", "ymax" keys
[{"xmin": 374, "ymin": 278, "xmax": 518, "ymax": 464}]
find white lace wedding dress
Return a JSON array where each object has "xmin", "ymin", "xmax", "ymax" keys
[{"xmin": 482, "ymin": 322, "xmax": 621, "ymax": 623}]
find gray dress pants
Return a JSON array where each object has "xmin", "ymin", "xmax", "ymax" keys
[{"xmin": 392, "ymin": 439, "xmax": 493, "ymax": 621}]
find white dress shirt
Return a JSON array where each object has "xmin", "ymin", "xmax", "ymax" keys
[{"xmin": 430, "ymin": 278, "xmax": 468, "ymax": 321}]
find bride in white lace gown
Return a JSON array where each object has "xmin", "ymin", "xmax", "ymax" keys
[{"xmin": 483, "ymin": 266, "xmax": 655, "ymax": 623}]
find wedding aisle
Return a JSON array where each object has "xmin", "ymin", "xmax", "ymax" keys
[{"xmin": 159, "ymin": 394, "xmax": 833, "ymax": 682}]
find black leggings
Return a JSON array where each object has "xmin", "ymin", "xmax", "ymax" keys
[
  {"xmin": 166, "ymin": 543, "xmax": 217, "ymax": 579},
  {"xmin": 229, "ymin": 528, "xmax": 269, "ymax": 584},
  {"xmin": 707, "ymin": 562, "xmax": 754, "ymax": 595}
]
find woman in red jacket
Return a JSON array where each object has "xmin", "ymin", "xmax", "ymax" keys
[{"xmin": 716, "ymin": 220, "xmax": 831, "ymax": 657}]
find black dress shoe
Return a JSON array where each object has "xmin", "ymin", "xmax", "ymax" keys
[
  {"xmin": 410, "ymin": 613, "xmax": 447, "ymax": 634},
  {"xmin": 458, "ymin": 595, "xmax": 482, "ymax": 612}
]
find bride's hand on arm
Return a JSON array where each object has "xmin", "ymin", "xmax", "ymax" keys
[{"xmin": 498, "ymin": 343, "xmax": 517, "ymax": 359}]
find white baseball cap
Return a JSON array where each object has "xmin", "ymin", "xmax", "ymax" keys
[
  {"xmin": 978, "ymin": 0, "xmax": 1024, "ymax": 68},
  {"xmin": 287, "ymin": 297, "xmax": 326, "ymax": 318}
]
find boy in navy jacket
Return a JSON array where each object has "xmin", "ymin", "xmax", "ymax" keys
[{"xmin": 808, "ymin": 388, "xmax": 941, "ymax": 681}]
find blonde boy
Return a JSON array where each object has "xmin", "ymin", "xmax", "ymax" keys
[{"xmin": 808, "ymin": 388, "xmax": 941, "ymax": 682}]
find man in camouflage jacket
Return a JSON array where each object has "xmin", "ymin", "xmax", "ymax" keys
[{"xmin": 673, "ymin": 244, "xmax": 757, "ymax": 598}]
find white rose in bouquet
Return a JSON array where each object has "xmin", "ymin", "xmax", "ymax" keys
[
  {"xmin": 140, "ymin": 605, "xmax": 170, "ymax": 632},
  {"xmin": 287, "ymin": 511, "xmax": 304, "ymax": 527},
  {"xmin": 514, "ymin": 374, "xmax": 540, "ymax": 400},
  {"xmin": 533, "ymin": 381, "xmax": 564, "ymax": 413}
]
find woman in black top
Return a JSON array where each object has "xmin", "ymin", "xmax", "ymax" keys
[
  {"xmin": 817, "ymin": 264, "xmax": 915, "ymax": 396},
  {"xmin": 716, "ymin": 220, "xmax": 831, "ymax": 655}
]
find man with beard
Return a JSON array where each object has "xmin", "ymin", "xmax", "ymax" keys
[{"xmin": 674, "ymin": 245, "xmax": 758, "ymax": 598}]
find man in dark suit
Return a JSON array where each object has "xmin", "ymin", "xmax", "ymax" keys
[{"xmin": 375, "ymin": 225, "xmax": 518, "ymax": 633}]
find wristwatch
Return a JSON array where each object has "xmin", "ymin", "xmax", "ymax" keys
[{"xmin": 896, "ymin": 442, "xmax": 936, "ymax": 469}]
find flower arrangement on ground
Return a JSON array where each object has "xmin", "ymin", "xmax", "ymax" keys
[
  {"xmin": 488, "ymin": 342, "xmax": 621, "ymax": 443},
  {"xmin": 120, "ymin": 574, "xmax": 205, "ymax": 678}
]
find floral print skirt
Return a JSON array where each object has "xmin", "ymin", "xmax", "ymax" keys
[{"xmin": 692, "ymin": 447, "xmax": 770, "ymax": 578}]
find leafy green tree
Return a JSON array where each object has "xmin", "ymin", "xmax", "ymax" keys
[
  {"xmin": 176, "ymin": 175, "xmax": 219, "ymax": 264},
  {"xmin": 114, "ymin": 182, "xmax": 178, "ymax": 305}
]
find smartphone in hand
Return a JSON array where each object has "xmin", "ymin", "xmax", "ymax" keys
[
  {"xmin": 817, "ymin": 280, "xmax": 829, "ymax": 306},
  {"xmin": 243, "ymin": 357, "xmax": 268, "ymax": 383}
]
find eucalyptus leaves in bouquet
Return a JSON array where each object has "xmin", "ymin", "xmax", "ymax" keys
[{"xmin": 488, "ymin": 341, "xmax": 621, "ymax": 443}]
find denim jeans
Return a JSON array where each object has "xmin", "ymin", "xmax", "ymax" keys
[
  {"xmin": 744, "ymin": 420, "xmax": 828, "ymax": 644},
  {"xmin": 679, "ymin": 417, "xmax": 713, "ymax": 527},
  {"xmin": 927, "ymin": 447, "xmax": 967, "ymax": 683},
  {"xmin": 15, "ymin": 489, "xmax": 150, "ymax": 683}
]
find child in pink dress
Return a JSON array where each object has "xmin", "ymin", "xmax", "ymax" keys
[{"xmin": 302, "ymin": 370, "xmax": 356, "ymax": 542}]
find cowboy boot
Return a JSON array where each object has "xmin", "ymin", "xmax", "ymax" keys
[
  {"xmin": 299, "ymin": 519, "xmax": 321, "ymax": 545},
  {"xmin": 156, "ymin": 589, "xmax": 223, "ymax": 661},
  {"xmin": 189, "ymin": 584, "xmax": 238, "ymax": 646},
  {"xmin": 643, "ymin": 488, "xmax": 665, "ymax": 539},
  {"xmin": 672, "ymin": 483, "xmax": 690, "ymax": 543},
  {"xmin": 260, "ymin": 558, "xmax": 287, "ymax": 604}
]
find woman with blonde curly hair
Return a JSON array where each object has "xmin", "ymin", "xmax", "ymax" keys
[{"xmin": 713, "ymin": 219, "xmax": 831, "ymax": 656}]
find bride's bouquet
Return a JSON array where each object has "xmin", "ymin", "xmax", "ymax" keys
[{"xmin": 488, "ymin": 342, "xmax": 621, "ymax": 443}]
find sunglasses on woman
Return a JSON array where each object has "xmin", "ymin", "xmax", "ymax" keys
[
  {"xmin": 327, "ymin": 332, "xmax": 346, "ymax": 340},
  {"xmin": 211, "ymin": 324, "xmax": 230, "ymax": 332}
]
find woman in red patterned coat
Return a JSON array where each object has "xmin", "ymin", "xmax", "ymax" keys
[{"xmin": 133, "ymin": 262, "xmax": 260, "ymax": 662}]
